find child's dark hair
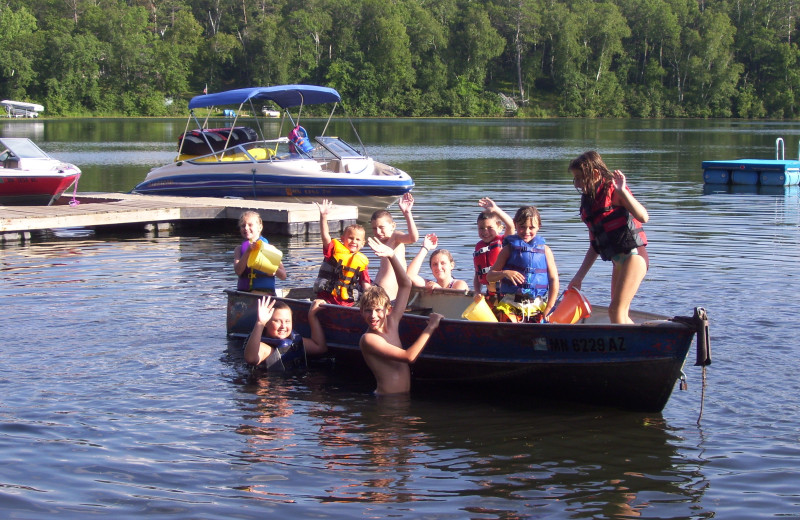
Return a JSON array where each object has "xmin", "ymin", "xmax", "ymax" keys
[
  {"xmin": 431, "ymin": 249, "xmax": 455, "ymax": 266},
  {"xmin": 477, "ymin": 212, "xmax": 501, "ymax": 225},
  {"xmin": 272, "ymin": 301, "xmax": 291, "ymax": 312},
  {"xmin": 513, "ymin": 206, "xmax": 542, "ymax": 228}
]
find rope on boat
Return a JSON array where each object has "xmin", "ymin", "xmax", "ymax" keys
[
  {"xmin": 69, "ymin": 173, "xmax": 80, "ymax": 207},
  {"xmin": 672, "ymin": 307, "xmax": 710, "ymax": 425}
]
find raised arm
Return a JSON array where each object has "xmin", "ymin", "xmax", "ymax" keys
[
  {"xmin": 479, "ymin": 197, "xmax": 515, "ymax": 235},
  {"xmin": 243, "ymin": 296, "xmax": 276, "ymax": 365},
  {"xmin": 611, "ymin": 171, "xmax": 649, "ymax": 223},
  {"xmin": 315, "ymin": 199, "xmax": 333, "ymax": 248},
  {"xmin": 396, "ymin": 192, "xmax": 419, "ymax": 244},
  {"xmin": 368, "ymin": 236, "xmax": 412, "ymax": 322},
  {"xmin": 407, "ymin": 233, "xmax": 438, "ymax": 287}
]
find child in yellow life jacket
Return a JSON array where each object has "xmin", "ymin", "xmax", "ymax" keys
[
  {"xmin": 313, "ymin": 199, "xmax": 371, "ymax": 306},
  {"xmin": 234, "ymin": 210, "xmax": 287, "ymax": 293}
]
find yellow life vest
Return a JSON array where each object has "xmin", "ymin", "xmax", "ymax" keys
[{"xmin": 313, "ymin": 239, "xmax": 369, "ymax": 302}]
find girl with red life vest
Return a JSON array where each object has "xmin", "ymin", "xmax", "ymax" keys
[
  {"xmin": 486, "ymin": 206, "xmax": 559, "ymax": 322},
  {"xmin": 407, "ymin": 233, "xmax": 469, "ymax": 292},
  {"xmin": 234, "ymin": 211, "xmax": 287, "ymax": 293},
  {"xmin": 568, "ymin": 151, "xmax": 649, "ymax": 324},
  {"xmin": 473, "ymin": 197, "xmax": 515, "ymax": 295}
]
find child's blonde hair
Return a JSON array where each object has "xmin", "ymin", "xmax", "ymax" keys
[
  {"xmin": 343, "ymin": 223, "xmax": 365, "ymax": 237},
  {"xmin": 513, "ymin": 206, "xmax": 542, "ymax": 228},
  {"xmin": 238, "ymin": 210, "xmax": 263, "ymax": 227},
  {"xmin": 359, "ymin": 285, "xmax": 391, "ymax": 312}
]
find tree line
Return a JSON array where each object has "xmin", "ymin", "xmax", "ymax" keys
[{"xmin": 1, "ymin": 0, "xmax": 798, "ymax": 118}]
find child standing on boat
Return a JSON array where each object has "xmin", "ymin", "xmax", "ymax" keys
[
  {"xmin": 359, "ymin": 236, "xmax": 443, "ymax": 395},
  {"xmin": 244, "ymin": 296, "xmax": 327, "ymax": 371},
  {"xmin": 486, "ymin": 206, "xmax": 559, "ymax": 322},
  {"xmin": 473, "ymin": 197, "xmax": 515, "ymax": 295},
  {"xmin": 568, "ymin": 150, "xmax": 649, "ymax": 324},
  {"xmin": 313, "ymin": 199, "xmax": 371, "ymax": 306},
  {"xmin": 371, "ymin": 192, "xmax": 419, "ymax": 301},
  {"xmin": 407, "ymin": 233, "xmax": 469, "ymax": 292},
  {"xmin": 234, "ymin": 211, "xmax": 287, "ymax": 294}
]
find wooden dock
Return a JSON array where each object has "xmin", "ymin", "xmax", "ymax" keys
[{"xmin": 0, "ymin": 193, "xmax": 357, "ymax": 241}]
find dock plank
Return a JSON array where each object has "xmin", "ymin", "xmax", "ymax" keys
[{"xmin": 0, "ymin": 192, "xmax": 357, "ymax": 236}]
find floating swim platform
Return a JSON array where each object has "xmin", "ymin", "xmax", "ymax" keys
[{"xmin": 703, "ymin": 137, "xmax": 800, "ymax": 186}]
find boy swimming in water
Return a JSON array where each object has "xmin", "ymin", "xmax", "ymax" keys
[{"xmin": 359, "ymin": 236, "xmax": 443, "ymax": 395}]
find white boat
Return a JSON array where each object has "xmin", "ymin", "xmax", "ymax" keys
[
  {"xmin": 0, "ymin": 137, "xmax": 81, "ymax": 206},
  {"xmin": 1, "ymin": 100, "xmax": 44, "ymax": 118},
  {"xmin": 132, "ymin": 85, "xmax": 414, "ymax": 217}
]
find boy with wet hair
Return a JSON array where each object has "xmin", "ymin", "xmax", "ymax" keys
[{"xmin": 358, "ymin": 236, "xmax": 443, "ymax": 395}]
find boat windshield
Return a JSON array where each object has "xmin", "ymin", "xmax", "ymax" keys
[
  {"xmin": 0, "ymin": 138, "xmax": 50, "ymax": 159},
  {"xmin": 315, "ymin": 136, "xmax": 364, "ymax": 159}
]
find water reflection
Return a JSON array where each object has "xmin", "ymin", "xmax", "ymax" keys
[{"xmin": 230, "ymin": 365, "xmax": 709, "ymax": 517}]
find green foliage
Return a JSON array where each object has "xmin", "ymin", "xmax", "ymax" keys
[{"xmin": 1, "ymin": 0, "xmax": 800, "ymax": 118}]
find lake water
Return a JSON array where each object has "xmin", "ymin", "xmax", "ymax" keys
[{"xmin": 2, "ymin": 117, "xmax": 800, "ymax": 518}]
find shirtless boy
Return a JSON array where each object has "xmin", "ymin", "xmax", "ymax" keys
[
  {"xmin": 359, "ymin": 236, "xmax": 443, "ymax": 395},
  {"xmin": 370, "ymin": 192, "xmax": 419, "ymax": 301}
]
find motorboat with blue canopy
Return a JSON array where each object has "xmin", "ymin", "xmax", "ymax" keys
[
  {"xmin": 132, "ymin": 85, "xmax": 413, "ymax": 218},
  {"xmin": 187, "ymin": 85, "xmax": 341, "ymax": 110}
]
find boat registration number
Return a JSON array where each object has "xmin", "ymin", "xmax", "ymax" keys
[{"xmin": 548, "ymin": 337, "xmax": 626, "ymax": 352}]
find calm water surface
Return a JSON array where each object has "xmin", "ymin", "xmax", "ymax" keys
[{"xmin": 2, "ymin": 118, "xmax": 800, "ymax": 518}]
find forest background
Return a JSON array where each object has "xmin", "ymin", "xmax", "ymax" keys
[{"xmin": 1, "ymin": 0, "xmax": 798, "ymax": 118}]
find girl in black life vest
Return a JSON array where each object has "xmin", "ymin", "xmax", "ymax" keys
[{"xmin": 568, "ymin": 151, "xmax": 649, "ymax": 324}]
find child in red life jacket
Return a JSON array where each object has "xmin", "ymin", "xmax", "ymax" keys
[
  {"xmin": 568, "ymin": 151, "xmax": 649, "ymax": 324},
  {"xmin": 234, "ymin": 211, "xmax": 287, "ymax": 294},
  {"xmin": 473, "ymin": 197, "xmax": 515, "ymax": 295},
  {"xmin": 313, "ymin": 199, "xmax": 371, "ymax": 306},
  {"xmin": 486, "ymin": 206, "xmax": 559, "ymax": 323},
  {"xmin": 243, "ymin": 296, "xmax": 327, "ymax": 371}
]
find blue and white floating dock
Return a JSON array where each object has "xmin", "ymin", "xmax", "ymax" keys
[{"xmin": 703, "ymin": 137, "xmax": 800, "ymax": 186}]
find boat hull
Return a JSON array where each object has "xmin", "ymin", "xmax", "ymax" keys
[
  {"xmin": 1, "ymin": 137, "xmax": 82, "ymax": 205},
  {"xmin": 133, "ymin": 160, "xmax": 413, "ymax": 217},
  {"xmin": 226, "ymin": 289, "xmax": 699, "ymax": 412}
]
